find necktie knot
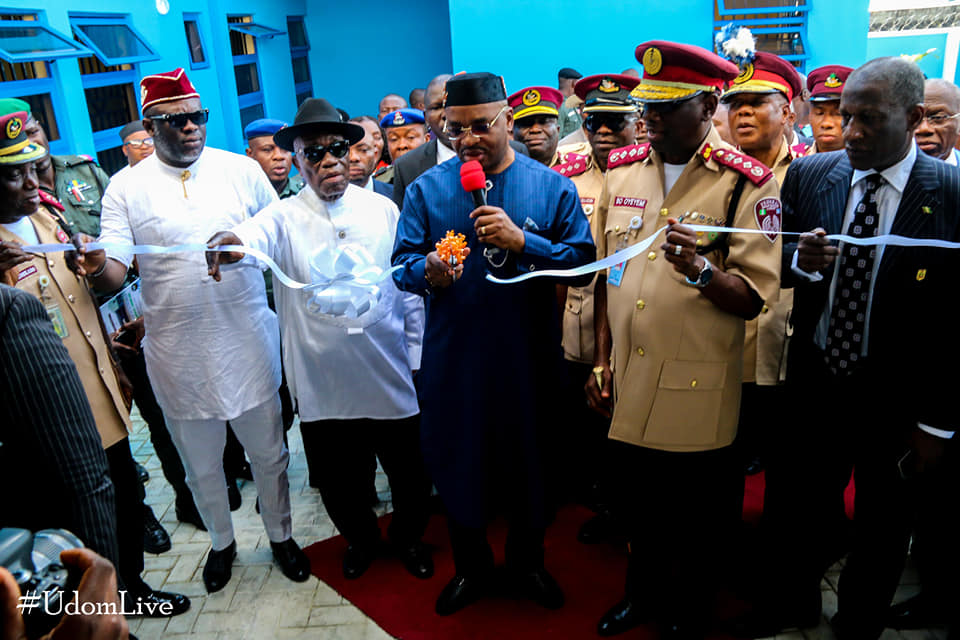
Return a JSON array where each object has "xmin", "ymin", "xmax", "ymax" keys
[{"xmin": 864, "ymin": 173, "xmax": 883, "ymax": 192}]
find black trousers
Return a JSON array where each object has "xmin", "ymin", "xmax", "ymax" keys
[
  {"xmin": 614, "ymin": 441, "xmax": 742, "ymax": 625},
  {"xmin": 763, "ymin": 346, "xmax": 920, "ymax": 638},
  {"xmin": 300, "ymin": 415, "xmax": 431, "ymax": 549},
  {"xmin": 447, "ymin": 516, "xmax": 545, "ymax": 577},
  {"xmin": 104, "ymin": 437, "xmax": 147, "ymax": 593}
]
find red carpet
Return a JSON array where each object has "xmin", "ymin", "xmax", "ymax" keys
[{"xmin": 303, "ymin": 473, "xmax": 855, "ymax": 640}]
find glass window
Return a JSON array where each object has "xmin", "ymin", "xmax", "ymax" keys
[
  {"xmin": 20, "ymin": 92, "xmax": 60, "ymax": 141},
  {"xmin": 84, "ymin": 82, "xmax": 137, "ymax": 132},
  {"xmin": 0, "ymin": 21, "xmax": 92, "ymax": 63},
  {"xmin": 96, "ymin": 145, "xmax": 125, "ymax": 177},
  {"xmin": 76, "ymin": 54, "xmax": 132, "ymax": 76},
  {"xmin": 70, "ymin": 18, "xmax": 159, "ymax": 66},
  {"xmin": 234, "ymin": 62, "xmax": 260, "ymax": 96},
  {"xmin": 287, "ymin": 18, "xmax": 307, "ymax": 48},
  {"xmin": 228, "ymin": 23, "xmax": 284, "ymax": 38},
  {"xmin": 184, "ymin": 20, "xmax": 205, "ymax": 65},
  {"xmin": 0, "ymin": 58, "xmax": 48, "ymax": 81},
  {"xmin": 296, "ymin": 90, "xmax": 311, "ymax": 107},
  {"xmin": 239, "ymin": 104, "xmax": 264, "ymax": 133},
  {"xmin": 292, "ymin": 56, "xmax": 310, "ymax": 85}
]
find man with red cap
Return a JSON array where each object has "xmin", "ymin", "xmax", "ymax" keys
[
  {"xmin": 508, "ymin": 86, "xmax": 564, "ymax": 165},
  {"xmin": 720, "ymin": 50, "xmax": 804, "ymax": 473},
  {"xmin": 552, "ymin": 73, "xmax": 641, "ymax": 542},
  {"xmin": 77, "ymin": 68, "xmax": 310, "ymax": 594},
  {"xmin": 806, "ymin": 65, "xmax": 852, "ymax": 153},
  {"xmin": 586, "ymin": 41, "xmax": 781, "ymax": 637}
]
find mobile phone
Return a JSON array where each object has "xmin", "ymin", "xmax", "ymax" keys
[{"xmin": 115, "ymin": 329, "xmax": 137, "ymax": 347}]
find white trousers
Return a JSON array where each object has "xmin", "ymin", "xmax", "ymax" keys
[{"xmin": 165, "ymin": 394, "xmax": 292, "ymax": 551}]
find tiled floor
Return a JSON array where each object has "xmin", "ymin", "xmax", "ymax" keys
[{"xmin": 125, "ymin": 410, "xmax": 947, "ymax": 640}]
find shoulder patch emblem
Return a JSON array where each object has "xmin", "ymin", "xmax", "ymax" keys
[
  {"xmin": 755, "ymin": 197, "xmax": 782, "ymax": 243},
  {"xmin": 552, "ymin": 152, "xmax": 589, "ymax": 177},
  {"xmin": 790, "ymin": 142, "xmax": 810, "ymax": 158},
  {"xmin": 713, "ymin": 149, "xmax": 773, "ymax": 186},
  {"xmin": 607, "ymin": 143, "xmax": 651, "ymax": 170}
]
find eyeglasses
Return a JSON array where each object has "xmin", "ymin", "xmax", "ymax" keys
[
  {"xmin": 443, "ymin": 105, "xmax": 509, "ymax": 140},
  {"xmin": 515, "ymin": 115, "xmax": 558, "ymax": 129},
  {"xmin": 923, "ymin": 112, "xmax": 960, "ymax": 126},
  {"xmin": 123, "ymin": 138, "xmax": 154, "ymax": 148},
  {"xmin": 146, "ymin": 109, "xmax": 210, "ymax": 129},
  {"xmin": 584, "ymin": 113, "xmax": 636, "ymax": 133},
  {"xmin": 640, "ymin": 93, "xmax": 701, "ymax": 117},
  {"xmin": 298, "ymin": 139, "xmax": 350, "ymax": 164}
]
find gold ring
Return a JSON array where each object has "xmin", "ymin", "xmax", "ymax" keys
[
  {"xmin": 674, "ymin": 244, "xmax": 683, "ymax": 256},
  {"xmin": 481, "ymin": 226, "xmax": 487, "ymax": 236}
]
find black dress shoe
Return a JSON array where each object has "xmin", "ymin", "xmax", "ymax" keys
[
  {"xmin": 136, "ymin": 462, "xmax": 150, "ymax": 484},
  {"xmin": 598, "ymin": 598, "xmax": 649, "ymax": 636},
  {"xmin": 511, "ymin": 567, "xmax": 564, "ymax": 609},
  {"xmin": 578, "ymin": 513, "xmax": 614, "ymax": 544},
  {"xmin": 397, "ymin": 542, "xmax": 433, "ymax": 579},
  {"xmin": 435, "ymin": 574, "xmax": 488, "ymax": 616},
  {"xmin": 271, "ymin": 538, "xmax": 311, "ymax": 582},
  {"xmin": 342, "ymin": 543, "xmax": 377, "ymax": 579},
  {"xmin": 887, "ymin": 593, "xmax": 948, "ymax": 629},
  {"xmin": 143, "ymin": 506, "xmax": 171, "ymax": 554},
  {"xmin": 175, "ymin": 504, "xmax": 207, "ymax": 531},
  {"xmin": 131, "ymin": 589, "xmax": 191, "ymax": 617},
  {"xmin": 203, "ymin": 541, "xmax": 236, "ymax": 593},
  {"xmin": 227, "ymin": 478, "xmax": 241, "ymax": 511}
]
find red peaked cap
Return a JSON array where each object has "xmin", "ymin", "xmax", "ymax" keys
[
  {"xmin": 632, "ymin": 41, "xmax": 739, "ymax": 102},
  {"xmin": 140, "ymin": 68, "xmax": 200, "ymax": 112},
  {"xmin": 460, "ymin": 160, "xmax": 486, "ymax": 192}
]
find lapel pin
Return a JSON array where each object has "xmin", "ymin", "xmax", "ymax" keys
[
  {"xmin": 916, "ymin": 269, "xmax": 927, "ymax": 281},
  {"xmin": 922, "ymin": 206, "xmax": 933, "ymax": 214}
]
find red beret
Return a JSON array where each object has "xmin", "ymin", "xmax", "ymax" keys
[
  {"xmin": 632, "ymin": 41, "xmax": 739, "ymax": 103},
  {"xmin": 507, "ymin": 86, "xmax": 564, "ymax": 120},
  {"xmin": 807, "ymin": 65, "xmax": 853, "ymax": 102},
  {"xmin": 574, "ymin": 74, "xmax": 640, "ymax": 113},
  {"xmin": 722, "ymin": 51, "xmax": 803, "ymax": 102},
  {"xmin": 140, "ymin": 68, "xmax": 200, "ymax": 112}
]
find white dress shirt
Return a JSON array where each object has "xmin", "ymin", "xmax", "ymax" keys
[
  {"xmin": 233, "ymin": 184, "xmax": 421, "ymax": 422},
  {"xmin": 947, "ymin": 148, "xmax": 960, "ymax": 166},
  {"xmin": 98, "ymin": 147, "xmax": 281, "ymax": 421},
  {"xmin": 436, "ymin": 140, "xmax": 457, "ymax": 165}
]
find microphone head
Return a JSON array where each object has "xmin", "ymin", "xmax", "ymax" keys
[{"xmin": 460, "ymin": 160, "xmax": 486, "ymax": 192}]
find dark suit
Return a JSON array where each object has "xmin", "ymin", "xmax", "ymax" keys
[
  {"xmin": 372, "ymin": 178, "xmax": 394, "ymax": 200},
  {"xmin": 0, "ymin": 285, "xmax": 120, "ymax": 569},
  {"xmin": 765, "ymin": 148, "xmax": 960, "ymax": 636},
  {"xmin": 392, "ymin": 138, "xmax": 529, "ymax": 210}
]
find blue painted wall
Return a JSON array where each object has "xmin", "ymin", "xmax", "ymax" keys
[
  {"xmin": 867, "ymin": 33, "xmax": 948, "ymax": 79},
  {"xmin": 808, "ymin": 0, "xmax": 870, "ymax": 70},
  {"xmin": 304, "ymin": 0, "xmax": 453, "ymax": 120},
  {"xmin": 448, "ymin": 0, "xmax": 713, "ymax": 94}
]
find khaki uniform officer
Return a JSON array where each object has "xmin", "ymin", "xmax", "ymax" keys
[
  {"xmin": 507, "ymin": 86, "xmax": 564, "ymax": 167},
  {"xmin": 805, "ymin": 65, "xmax": 853, "ymax": 155},
  {"xmin": 591, "ymin": 42, "xmax": 781, "ymax": 638},
  {"xmin": 721, "ymin": 50, "xmax": 804, "ymax": 386}
]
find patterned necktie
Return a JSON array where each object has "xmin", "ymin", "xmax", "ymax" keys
[{"xmin": 825, "ymin": 173, "xmax": 883, "ymax": 374}]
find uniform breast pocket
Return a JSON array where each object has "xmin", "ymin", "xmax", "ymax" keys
[
  {"xmin": 644, "ymin": 360, "xmax": 727, "ymax": 447},
  {"xmin": 603, "ymin": 209, "xmax": 638, "ymax": 256}
]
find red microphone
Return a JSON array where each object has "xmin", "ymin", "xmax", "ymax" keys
[{"xmin": 460, "ymin": 160, "xmax": 487, "ymax": 209}]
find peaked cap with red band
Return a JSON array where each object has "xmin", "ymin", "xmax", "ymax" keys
[
  {"xmin": 631, "ymin": 41, "xmax": 739, "ymax": 103},
  {"xmin": 140, "ymin": 68, "xmax": 200, "ymax": 112},
  {"xmin": 807, "ymin": 65, "xmax": 853, "ymax": 102},
  {"xmin": 508, "ymin": 86, "xmax": 564, "ymax": 120},
  {"xmin": 721, "ymin": 51, "xmax": 802, "ymax": 102}
]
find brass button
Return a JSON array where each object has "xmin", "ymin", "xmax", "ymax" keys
[
  {"xmin": 761, "ymin": 304, "xmax": 769, "ymax": 313},
  {"xmin": 615, "ymin": 225, "xmax": 621, "ymax": 232},
  {"xmin": 636, "ymin": 347, "xmax": 645, "ymax": 356},
  {"xmin": 636, "ymin": 299, "xmax": 645, "ymax": 310},
  {"xmin": 84, "ymin": 331, "xmax": 91, "ymax": 337},
  {"xmin": 647, "ymin": 251, "xmax": 656, "ymax": 261},
  {"xmin": 338, "ymin": 230, "xmax": 346, "ymax": 239},
  {"xmin": 690, "ymin": 379, "xmax": 698, "ymax": 388},
  {"xmin": 659, "ymin": 208, "xmax": 669, "ymax": 217},
  {"xmin": 67, "ymin": 294, "xmax": 75, "ymax": 303},
  {"xmin": 99, "ymin": 367, "xmax": 104, "ymax": 374},
  {"xmin": 48, "ymin": 260, "xmax": 55, "ymax": 267}
]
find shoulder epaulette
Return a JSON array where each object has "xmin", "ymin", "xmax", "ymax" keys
[
  {"xmin": 607, "ymin": 143, "xmax": 650, "ymax": 170},
  {"xmin": 552, "ymin": 153, "xmax": 590, "ymax": 177},
  {"xmin": 790, "ymin": 142, "xmax": 810, "ymax": 158},
  {"xmin": 710, "ymin": 148, "xmax": 774, "ymax": 187}
]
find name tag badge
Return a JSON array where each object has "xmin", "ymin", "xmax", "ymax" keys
[
  {"xmin": 46, "ymin": 304, "xmax": 69, "ymax": 339},
  {"xmin": 608, "ymin": 262, "xmax": 625, "ymax": 287}
]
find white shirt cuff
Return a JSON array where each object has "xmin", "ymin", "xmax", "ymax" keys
[
  {"xmin": 791, "ymin": 250, "xmax": 823, "ymax": 282},
  {"xmin": 408, "ymin": 345, "xmax": 422, "ymax": 372},
  {"xmin": 918, "ymin": 423, "xmax": 955, "ymax": 439}
]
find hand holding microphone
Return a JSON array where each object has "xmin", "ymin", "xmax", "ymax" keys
[{"xmin": 460, "ymin": 160, "xmax": 525, "ymax": 253}]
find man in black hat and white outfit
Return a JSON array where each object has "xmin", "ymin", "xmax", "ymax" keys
[{"xmin": 207, "ymin": 98, "xmax": 433, "ymax": 583}]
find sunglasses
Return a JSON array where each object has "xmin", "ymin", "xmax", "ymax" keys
[
  {"xmin": 584, "ymin": 113, "xmax": 636, "ymax": 133},
  {"xmin": 640, "ymin": 93, "xmax": 702, "ymax": 117},
  {"xmin": 443, "ymin": 105, "xmax": 509, "ymax": 140},
  {"xmin": 298, "ymin": 139, "xmax": 350, "ymax": 164},
  {"xmin": 123, "ymin": 137, "xmax": 154, "ymax": 148},
  {"xmin": 146, "ymin": 109, "xmax": 210, "ymax": 129}
]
